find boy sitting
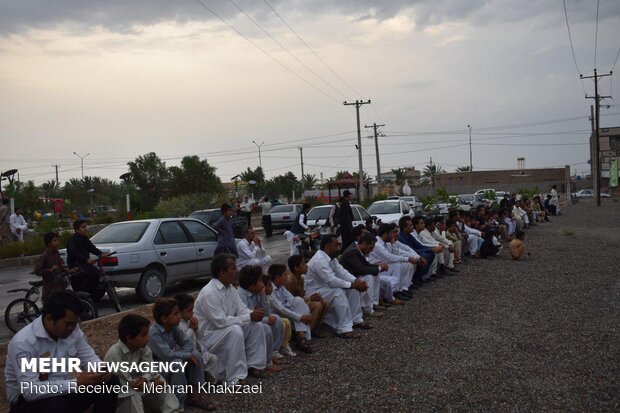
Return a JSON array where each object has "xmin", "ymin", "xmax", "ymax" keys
[
  {"xmin": 286, "ymin": 255, "xmax": 329, "ymax": 338},
  {"xmin": 261, "ymin": 274, "xmax": 297, "ymax": 356},
  {"xmin": 266, "ymin": 265, "xmax": 315, "ymax": 353},
  {"xmin": 104, "ymin": 314, "xmax": 181, "ymax": 413},
  {"xmin": 509, "ymin": 230, "xmax": 529, "ymax": 260},
  {"xmin": 175, "ymin": 293, "xmax": 224, "ymax": 382},
  {"xmin": 148, "ymin": 298, "xmax": 215, "ymax": 411},
  {"xmin": 34, "ymin": 232, "xmax": 66, "ymax": 302},
  {"xmin": 237, "ymin": 265, "xmax": 284, "ymax": 373}
]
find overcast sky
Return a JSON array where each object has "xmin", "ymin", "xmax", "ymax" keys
[{"xmin": 1, "ymin": 0, "xmax": 619, "ymax": 185}]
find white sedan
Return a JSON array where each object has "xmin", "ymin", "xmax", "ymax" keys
[
  {"xmin": 367, "ymin": 199, "xmax": 414, "ymax": 224},
  {"xmin": 572, "ymin": 189, "xmax": 611, "ymax": 198}
]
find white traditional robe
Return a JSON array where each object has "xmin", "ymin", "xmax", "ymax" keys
[
  {"xmin": 305, "ymin": 250, "xmax": 363, "ymax": 334},
  {"xmin": 271, "ymin": 283, "xmax": 311, "ymax": 340},
  {"xmin": 368, "ymin": 237, "xmax": 412, "ymax": 292},
  {"xmin": 9, "ymin": 213, "xmax": 27, "ymax": 241},
  {"xmin": 193, "ymin": 278, "xmax": 269, "ymax": 384},
  {"xmin": 434, "ymin": 228, "xmax": 455, "ymax": 269},
  {"xmin": 236, "ymin": 239, "xmax": 272, "ymax": 272},
  {"xmin": 463, "ymin": 224, "xmax": 484, "ymax": 255},
  {"xmin": 284, "ymin": 230, "xmax": 301, "ymax": 256}
]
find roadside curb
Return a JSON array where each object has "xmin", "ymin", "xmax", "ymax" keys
[{"xmin": 0, "ymin": 255, "xmax": 38, "ymax": 270}]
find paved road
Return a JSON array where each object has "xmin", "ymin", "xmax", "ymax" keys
[{"xmin": 0, "ymin": 232, "xmax": 291, "ymax": 344}]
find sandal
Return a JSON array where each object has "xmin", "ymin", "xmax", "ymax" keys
[
  {"xmin": 336, "ymin": 331, "xmax": 362, "ymax": 339},
  {"xmin": 295, "ymin": 336, "xmax": 315, "ymax": 353},
  {"xmin": 248, "ymin": 368, "xmax": 266, "ymax": 379},
  {"xmin": 353, "ymin": 322, "xmax": 373, "ymax": 330}
]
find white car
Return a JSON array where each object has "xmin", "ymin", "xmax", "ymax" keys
[
  {"xmin": 306, "ymin": 204, "xmax": 371, "ymax": 234},
  {"xmin": 474, "ymin": 188, "xmax": 497, "ymax": 197},
  {"xmin": 572, "ymin": 189, "xmax": 611, "ymax": 198},
  {"xmin": 367, "ymin": 199, "xmax": 414, "ymax": 224},
  {"xmin": 399, "ymin": 196, "xmax": 424, "ymax": 215}
]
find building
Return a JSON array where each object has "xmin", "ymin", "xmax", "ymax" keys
[
  {"xmin": 590, "ymin": 126, "xmax": 620, "ymax": 191},
  {"xmin": 432, "ymin": 167, "xmax": 570, "ymax": 195}
]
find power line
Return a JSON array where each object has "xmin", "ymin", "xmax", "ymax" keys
[
  {"xmin": 262, "ymin": 0, "xmax": 364, "ymax": 98},
  {"xmin": 563, "ymin": 0, "xmax": 582, "ymax": 76},
  {"xmin": 228, "ymin": 0, "xmax": 348, "ymax": 99},
  {"xmin": 192, "ymin": 0, "xmax": 340, "ymax": 103}
]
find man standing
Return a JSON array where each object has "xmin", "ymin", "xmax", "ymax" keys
[
  {"xmin": 10, "ymin": 207, "xmax": 28, "ymax": 242},
  {"xmin": 213, "ymin": 204, "xmax": 238, "ymax": 256},
  {"xmin": 240, "ymin": 196, "xmax": 253, "ymax": 228},
  {"xmin": 259, "ymin": 197, "xmax": 272, "ymax": 238},
  {"xmin": 236, "ymin": 228, "xmax": 272, "ymax": 272},
  {"xmin": 5, "ymin": 291, "xmax": 119, "ymax": 413},
  {"xmin": 0, "ymin": 198, "xmax": 11, "ymax": 244},
  {"xmin": 305, "ymin": 234, "xmax": 370, "ymax": 338},
  {"xmin": 193, "ymin": 254, "xmax": 270, "ymax": 383},
  {"xmin": 339, "ymin": 190, "xmax": 355, "ymax": 249}
]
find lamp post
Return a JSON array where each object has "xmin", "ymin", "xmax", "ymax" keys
[
  {"xmin": 0, "ymin": 169, "xmax": 19, "ymax": 212},
  {"xmin": 467, "ymin": 125, "xmax": 473, "ymax": 172},
  {"xmin": 251, "ymin": 140, "xmax": 264, "ymax": 171},
  {"xmin": 87, "ymin": 188, "xmax": 95, "ymax": 219},
  {"xmin": 231, "ymin": 175, "xmax": 240, "ymax": 198},
  {"xmin": 73, "ymin": 152, "xmax": 90, "ymax": 179},
  {"xmin": 120, "ymin": 172, "xmax": 132, "ymax": 220}
]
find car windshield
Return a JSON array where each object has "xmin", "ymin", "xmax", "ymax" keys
[
  {"xmin": 400, "ymin": 197, "xmax": 414, "ymax": 202},
  {"xmin": 91, "ymin": 222, "xmax": 150, "ymax": 243},
  {"xmin": 460, "ymin": 194, "xmax": 474, "ymax": 202},
  {"xmin": 307, "ymin": 207, "xmax": 330, "ymax": 220},
  {"xmin": 271, "ymin": 205, "xmax": 293, "ymax": 213},
  {"xmin": 368, "ymin": 202, "xmax": 400, "ymax": 214},
  {"xmin": 189, "ymin": 211, "xmax": 216, "ymax": 223}
]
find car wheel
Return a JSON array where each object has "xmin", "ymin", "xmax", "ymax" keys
[{"xmin": 136, "ymin": 268, "xmax": 166, "ymax": 303}]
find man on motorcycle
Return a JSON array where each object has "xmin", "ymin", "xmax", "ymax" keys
[{"xmin": 66, "ymin": 219, "xmax": 108, "ymax": 296}]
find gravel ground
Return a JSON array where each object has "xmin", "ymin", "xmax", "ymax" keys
[
  {"xmin": 1, "ymin": 201, "xmax": 618, "ymax": 412},
  {"xmin": 203, "ymin": 201, "xmax": 620, "ymax": 412}
]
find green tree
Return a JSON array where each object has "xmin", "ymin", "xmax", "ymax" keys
[
  {"xmin": 390, "ymin": 168, "xmax": 408, "ymax": 187},
  {"xmin": 168, "ymin": 156, "xmax": 224, "ymax": 198},
  {"xmin": 128, "ymin": 152, "xmax": 169, "ymax": 212},
  {"xmin": 264, "ymin": 172, "xmax": 301, "ymax": 201},
  {"xmin": 421, "ymin": 164, "xmax": 446, "ymax": 188},
  {"xmin": 6, "ymin": 181, "xmax": 43, "ymax": 216},
  {"xmin": 302, "ymin": 173, "xmax": 318, "ymax": 190},
  {"xmin": 39, "ymin": 180, "xmax": 60, "ymax": 199}
]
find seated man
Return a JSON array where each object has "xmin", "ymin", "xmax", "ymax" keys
[
  {"xmin": 9, "ymin": 207, "xmax": 28, "ymax": 242},
  {"xmin": 512, "ymin": 201, "xmax": 530, "ymax": 229},
  {"xmin": 368, "ymin": 224, "xmax": 416, "ymax": 301},
  {"xmin": 236, "ymin": 228, "xmax": 272, "ymax": 272},
  {"xmin": 305, "ymin": 234, "xmax": 370, "ymax": 338},
  {"xmin": 461, "ymin": 215, "xmax": 484, "ymax": 257},
  {"xmin": 66, "ymin": 219, "xmax": 107, "ymax": 296},
  {"xmin": 339, "ymin": 232, "xmax": 389, "ymax": 317},
  {"xmin": 417, "ymin": 218, "xmax": 454, "ymax": 276},
  {"xmin": 397, "ymin": 216, "xmax": 436, "ymax": 283},
  {"xmin": 193, "ymin": 254, "xmax": 270, "ymax": 383},
  {"xmin": 5, "ymin": 291, "xmax": 119, "ymax": 413},
  {"xmin": 410, "ymin": 216, "xmax": 445, "ymax": 277},
  {"xmin": 237, "ymin": 265, "xmax": 284, "ymax": 372}
]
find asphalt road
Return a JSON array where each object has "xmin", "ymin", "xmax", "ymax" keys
[{"xmin": 0, "ymin": 232, "xmax": 291, "ymax": 344}]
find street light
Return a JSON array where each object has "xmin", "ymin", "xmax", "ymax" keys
[
  {"xmin": 251, "ymin": 140, "xmax": 264, "ymax": 171},
  {"xmin": 467, "ymin": 125, "xmax": 473, "ymax": 172},
  {"xmin": 73, "ymin": 152, "xmax": 90, "ymax": 179},
  {"xmin": 120, "ymin": 172, "xmax": 133, "ymax": 220},
  {"xmin": 0, "ymin": 169, "xmax": 18, "ymax": 210}
]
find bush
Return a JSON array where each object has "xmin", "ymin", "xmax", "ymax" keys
[
  {"xmin": 92, "ymin": 215, "xmax": 115, "ymax": 225},
  {"xmin": 517, "ymin": 187, "xmax": 540, "ymax": 200},
  {"xmin": 0, "ymin": 230, "xmax": 74, "ymax": 259}
]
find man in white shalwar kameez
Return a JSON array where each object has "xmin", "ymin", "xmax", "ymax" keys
[
  {"xmin": 305, "ymin": 234, "xmax": 370, "ymax": 338},
  {"xmin": 369, "ymin": 224, "xmax": 417, "ymax": 301},
  {"xmin": 236, "ymin": 228, "xmax": 272, "ymax": 272},
  {"xmin": 194, "ymin": 254, "xmax": 270, "ymax": 384},
  {"xmin": 461, "ymin": 216, "xmax": 484, "ymax": 256}
]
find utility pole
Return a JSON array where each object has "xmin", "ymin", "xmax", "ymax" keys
[
  {"xmin": 51, "ymin": 164, "xmax": 61, "ymax": 187},
  {"xmin": 364, "ymin": 123, "xmax": 385, "ymax": 190},
  {"xmin": 344, "ymin": 99, "xmax": 371, "ymax": 201},
  {"xmin": 468, "ymin": 124, "xmax": 473, "ymax": 172},
  {"xmin": 251, "ymin": 140, "xmax": 265, "ymax": 171},
  {"xmin": 582, "ymin": 68, "xmax": 612, "ymax": 207},
  {"xmin": 298, "ymin": 147, "xmax": 305, "ymax": 191},
  {"xmin": 73, "ymin": 152, "xmax": 90, "ymax": 179}
]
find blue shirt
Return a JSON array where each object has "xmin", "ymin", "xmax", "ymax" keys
[{"xmin": 213, "ymin": 216, "xmax": 238, "ymax": 256}]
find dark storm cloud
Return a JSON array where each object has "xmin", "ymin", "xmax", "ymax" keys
[{"xmin": 1, "ymin": 0, "xmax": 619, "ymax": 35}]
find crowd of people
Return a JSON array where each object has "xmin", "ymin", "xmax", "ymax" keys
[{"xmin": 5, "ymin": 187, "xmax": 561, "ymax": 413}]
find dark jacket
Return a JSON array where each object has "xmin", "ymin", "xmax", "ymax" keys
[
  {"xmin": 213, "ymin": 215, "xmax": 238, "ymax": 256},
  {"xmin": 339, "ymin": 242, "xmax": 379, "ymax": 277},
  {"xmin": 66, "ymin": 233, "xmax": 102, "ymax": 267}
]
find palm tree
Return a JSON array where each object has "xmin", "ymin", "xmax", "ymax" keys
[
  {"xmin": 421, "ymin": 164, "xmax": 445, "ymax": 188},
  {"xmin": 455, "ymin": 165, "xmax": 471, "ymax": 172},
  {"xmin": 390, "ymin": 168, "xmax": 408, "ymax": 187},
  {"xmin": 301, "ymin": 174, "xmax": 318, "ymax": 190}
]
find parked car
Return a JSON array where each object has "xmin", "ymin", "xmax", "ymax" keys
[
  {"xmin": 572, "ymin": 189, "xmax": 611, "ymax": 198},
  {"xmin": 269, "ymin": 204, "xmax": 304, "ymax": 230},
  {"xmin": 59, "ymin": 218, "xmax": 230, "ymax": 303},
  {"xmin": 189, "ymin": 208, "xmax": 247, "ymax": 238},
  {"xmin": 399, "ymin": 196, "xmax": 424, "ymax": 215},
  {"xmin": 306, "ymin": 204, "xmax": 372, "ymax": 234},
  {"xmin": 367, "ymin": 199, "xmax": 413, "ymax": 224},
  {"xmin": 458, "ymin": 194, "xmax": 485, "ymax": 210}
]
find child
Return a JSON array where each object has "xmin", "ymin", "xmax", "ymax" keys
[
  {"xmin": 509, "ymin": 230, "xmax": 529, "ymax": 260},
  {"xmin": 286, "ymin": 255, "xmax": 329, "ymax": 338},
  {"xmin": 261, "ymin": 274, "xmax": 296, "ymax": 356},
  {"xmin": 283, "ymin": 229, "xmax": 302, "ymax": 256},
  {"xmin": 480, "ymin": 228, "xmax": 500, "ymax": 258},
  {"xmin": 175, "ymin": 293, "xmax": 224, "ymax": 382},
  {"xmin": 445, "ymin": 220, "xmax": 462, "ymax": 264},
  {"xmin": 266, "ymin": 265, "xmax": 315, "ymax": 353},
  {"xmin": 237, "ymin": 265, "xmax": 284, "ymax": 373},
  {"xmin": 34, "ymin": 232, "xmax": 66, "ymax": 302},
  {"xmin": 105, "ymin": 314, "xmax": 181, "ymax": 413},
  {"xmin": 148, "ymin": 298, "xmax": 215, "ymax": 411}
]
